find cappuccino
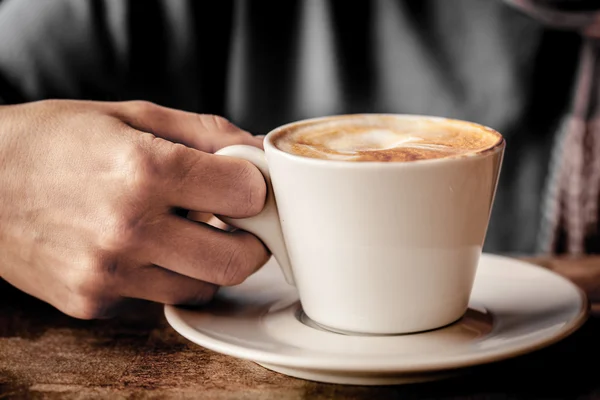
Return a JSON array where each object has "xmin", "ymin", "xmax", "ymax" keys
[
  {"xmin": 218, "ymin": 113, "xmax": 505, "ymax": 334},
  {"xmin": 272, "ymin": 115, "xmax": 502, "ymax": 162}
]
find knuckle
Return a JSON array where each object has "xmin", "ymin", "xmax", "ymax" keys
[
  {"xmin": 101, "ymin": 140, "xmax": 161, "ymax": 252},
  {"xmin": 153, "ymin": 141, "xmax": 192, "ymax": 191},
  {"xmin": 126, "ymin": 142, "xmax": 159, "ymax": 199},
  {"xmin": 110, "ymin": 137, "xmax": 158, "ymax": 200},
  {"xmin": 198, "ymin": 114, "xmax": 237, "ymax": 133},
  {"xmin": 63, "ymin": 256, "xmax": 120, "ymax": 319},
  {"xmin": 161, "ymin": 141, "xmax": 189, "ymax": 171},
  {"xmin": 69, "ymin": 254, "xmax": 114, "ymax": 293},
  {"xmin": 217, "ymin": 240, "xmax": 255, "ymax": 286},
  {"xmin": 99, "ymin": 211, "xmax": 142, "ymax": 251},
  {"xmin": 230, "ymin": 162, "xmax": 266, "ymax": 217},
  {"xmin": 246, "ymin": 178, "xmax": 267, "ymax": 216},
  {"xmin": 67, "ymin": 267, "xmax": 102, "ymax": 295},
  {"xmin": 64, "ymin": 294, "xmax": 111, "ymax": 320},
  {"xmin": 126, "ymin": 100, "xmax": 159, "ymax": 119}
]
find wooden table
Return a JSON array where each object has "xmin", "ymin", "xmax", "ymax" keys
[{"xmin": 2, "ymin": 256, "xmax": 600, "ymax": 399}]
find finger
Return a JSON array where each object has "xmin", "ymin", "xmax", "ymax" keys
[
  {"xmin": 112, "ymin": 100, "xmax": 262, "ymax": 152},
  {"xmin": 117, "ymin": 263, "xmax": 219, "ymax": 306},
  {"xmin": 187, "ymin": 210, "xmax": 231, "ymax": 231},
  {"xmin": 142, "ymin": 215, "xmax": 270, "ymax": 286},
  {"xmin": 187, "ymin": 211, "xmax": 214, "ymax": 224},
  {"xmin": 139, "ymin": 134, "xmax": 267, "ymax": 218}
]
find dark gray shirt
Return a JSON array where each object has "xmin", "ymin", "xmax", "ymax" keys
[{"xmin": 0, "ymin": 0, "xmax": 583, "ymax": 255}]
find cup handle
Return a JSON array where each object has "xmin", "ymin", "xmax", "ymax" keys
[{"xmin": 214, "ymin": 145, "xmax": 295, "ymax": 286}]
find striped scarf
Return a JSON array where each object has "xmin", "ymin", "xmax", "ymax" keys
[{"xmin": 538, "ymin": 39, "xmax": 600, "ymax": 255}]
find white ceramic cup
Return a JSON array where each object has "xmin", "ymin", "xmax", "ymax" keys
[{"xmin": 216, "ymin": 114, "xmax": 505, "ymax": 335}]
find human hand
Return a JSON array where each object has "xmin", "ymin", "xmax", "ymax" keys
[{"xmin": 0, "ymin": 100, "xmax": 269, "ymax": 319}]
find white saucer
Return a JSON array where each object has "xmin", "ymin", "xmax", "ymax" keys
[{"xmin": 164, "ymin": 254, "xmax": 589, "ymax": 385}]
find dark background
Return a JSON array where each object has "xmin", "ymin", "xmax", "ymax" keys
[{"xmin": 0, "ymin": 0, "xmax": 588, "ymax": 254}]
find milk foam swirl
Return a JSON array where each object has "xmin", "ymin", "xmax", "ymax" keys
[{"xmin": 272, "ymin": 115, "xmax": 501, "ymax": 162}]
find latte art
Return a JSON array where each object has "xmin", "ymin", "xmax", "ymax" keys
[{"xmin": 272, "ymin": 115, "xmax": 502, "ymax": 162}]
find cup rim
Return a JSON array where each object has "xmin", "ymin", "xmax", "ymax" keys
[{"xmin": 264, "ymin": 113, "xmax": 505, "ymax": 168}]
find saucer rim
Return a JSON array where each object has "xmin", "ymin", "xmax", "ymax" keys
[{"xmin": 164, "ymin": 254, "xmax": 590, "ymax": 373}]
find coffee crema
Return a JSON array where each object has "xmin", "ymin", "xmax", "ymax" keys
[{"xmin": 271, "ymin": 115, "xmax": 502, "ymax": 162}]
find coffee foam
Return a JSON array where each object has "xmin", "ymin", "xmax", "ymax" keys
[{"xmin": 271, "ymin": 115, "xmax": 502, "ymax": 162}]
